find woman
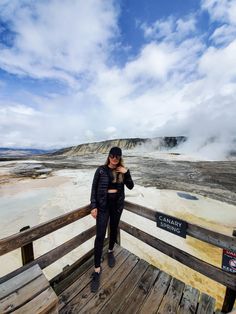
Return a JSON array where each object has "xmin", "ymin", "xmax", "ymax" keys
[{"xmin": 90, "ymin": 146, "xmax": 134, "ymax": 292}]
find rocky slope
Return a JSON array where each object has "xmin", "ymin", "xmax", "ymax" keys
[
  {"xmin": 1, "ymin": 136, "xmax": 236, "ymax": 206},
  {"xmin": 49, "ymin": 136, "xmax": 186, "ymax": 156}
]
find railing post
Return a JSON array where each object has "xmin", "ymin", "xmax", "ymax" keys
[
  {"xmin": 222, "ymin": 288, "xmax": 236, "ymax": 313},
  {"xmin": 222, "ymin": 230, "xmax": 236, "ymax": 313},
  {"xmin": 20, "ymin": 226, "xmax": 34, "ymax": 265}
]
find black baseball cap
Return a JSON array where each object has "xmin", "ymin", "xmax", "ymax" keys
[{"xmin": 109, "ymin": 146, "xmax": 122, "ymax": 156}]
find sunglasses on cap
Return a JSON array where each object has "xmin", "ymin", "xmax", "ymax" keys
[{"xmin": 109, "ymin": 154, "xmax": 121, "ymax": 159}]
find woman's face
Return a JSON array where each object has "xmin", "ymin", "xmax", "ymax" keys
[{"xmin": 108, "ymin": 154, "xmax": 120, "ymax": 167}]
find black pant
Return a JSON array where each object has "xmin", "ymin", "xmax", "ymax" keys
[{"xmin": 94, "ymin": 193, "xmax": 122, "ymax": 268}]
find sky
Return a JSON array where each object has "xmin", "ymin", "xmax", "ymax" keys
[{"xmin": 0, "ymin": 0, "xmax": 236, "ymax": 157}]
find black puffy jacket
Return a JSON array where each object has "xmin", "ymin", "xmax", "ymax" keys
[{"xmin": 90, "ymin": 165, "xmax": 134, "ymax": 213}]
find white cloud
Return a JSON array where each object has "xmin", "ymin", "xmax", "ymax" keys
[
  {"xmin": 210, "ymin": 24, "xmax": 236, "ymax": 45},
  {"xmin": 142, "ymin": 16, "xmax": 175, "ymax": 39},
  {"xmin": 141, "ymin": 15, "xmax": 197, "ymax": 42},
  {"xmin": 0, "ymin": 97, "xmax": 90, "ymax": 148},
  {"xmin": 201, "ymin": 0, "xmax": 236, "ymax": 25},
  {"xmin": 201, "ymin": 0, "xmax": 236, "ymax": 58},
  {"xmin": 0, "ymin": 1, "xmax": 236, "ymax": 160},
  {"xmin": 0, "ymin": 0, "xmax": 118, "ymax": 85},
  {"xmin": 198, "ymin": 40, "xmax": 236, "ymax": 86},
  {"xmin": 176, "ymin": 17, "xmax": 196, "ymax": 35},
  {"xmin": 124, "ymin": 42, "xmax": 180, "ymax": 81}
]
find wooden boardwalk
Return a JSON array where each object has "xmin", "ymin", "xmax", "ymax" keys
[{"xmin": 55, "ymin": 245, "xmax": 216, "ymax": 314}]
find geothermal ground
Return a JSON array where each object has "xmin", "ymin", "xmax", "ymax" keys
[
  {"xmin": 0, "ymin": 151, "xmax": 236, "ymax": 309},
  {"xmin": 1, "ymin": 151, "xmax": 236, "ymax": 205}
]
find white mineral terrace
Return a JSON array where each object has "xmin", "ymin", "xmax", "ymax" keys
[{"xmin": 0, "ymin": 158, "xmax": 235, "ymax": 309}]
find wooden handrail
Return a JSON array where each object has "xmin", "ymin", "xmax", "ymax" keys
[
  {"xmin": 119, "ymin": 220, "xmax": 236, "ymax": 291},
  {"xmin": 124, "ymin": 201, "xmax": 236, "ymax": 251},
  {"xmin": 0, "ymin": 204, "xmax": 90, "ymax": 256},
  {"xmin": 0, "ymin": 225, "xmax": 96, "ymax": 284},
  {"xmin": 1, "ymin": 201, "xmax": 234, "ymax": 256},
  {"xmin": 0, "ymin": 201, "xmax": 235, "ymax": 312}
]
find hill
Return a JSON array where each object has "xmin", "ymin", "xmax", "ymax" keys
[
  {"xmin": 48, "ymin": 136, "xmax": 187, "ymax": 156},
  {"xmin": 0, "ymin": 147, "xmax": 53, "ymax": 157}
]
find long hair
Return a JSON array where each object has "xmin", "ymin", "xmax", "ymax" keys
[{"xmin": 104, "ymin": 156, "xmax": 125, "ymax": 183}]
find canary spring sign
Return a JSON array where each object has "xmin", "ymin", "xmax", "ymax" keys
[{"xmin": 155, "ymin": 213, "xmax": 187, "ymax": 238}]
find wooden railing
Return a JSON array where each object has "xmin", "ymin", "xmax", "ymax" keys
[
  {"xmin": 0, "ymin": 204, "xmax": 94, "ymax": 283},
  {"xmin": 0, "ymin": 201, "xmax": 235, "ymax": 312},
  {"xmin": 121, "ymin": 201, "xmax": 236, "ymax": 313}
]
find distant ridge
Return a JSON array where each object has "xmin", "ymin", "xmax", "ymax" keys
[
  {"xmin": 0, "ymin": 147, "xmax": 53, "ymax": 157},
  {"xmin": 49, "ymin": 136, "xmax": 187, "ymax": 156}
]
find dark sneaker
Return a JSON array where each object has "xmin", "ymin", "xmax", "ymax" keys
[
  {"xmin": 90, "ymin": 271, "xmax": 101, "ymax": 292},
  {"xmin": 108, "ymin": 251, "xmax": 116, "ymax": 268}
]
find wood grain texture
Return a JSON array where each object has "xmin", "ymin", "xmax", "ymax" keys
[
  {"xmin": 116, "ymin": 265, "xmax": 159, "ymax": 314},
  {"xmin": 157, "ymin": 277, "xmax": 185, "ymax": 314},
  {"xmin": 51, "ymin": 239, "xmax": 108, "ymax": 293},
  {"xmin": 80, "ymin": 253, "xmax": 139, "ymax": 313},
  {"xmin": 124, "ymin": 201, "xmax": 236, "ymax": 251},
  {"xmin": 0, "ymin": 264, "xmax": 58, "ymax": 314},
  {"xmin": 138, "ymin": 271, "xmax": 172, "ymax": 314},
  {"xmin": 196, "ymin": 293, "xmax": 215, "ymax": 314},
  {"xmin": 178, "ymin": 285, "xmax": 200, "ymax": 314},
  {"xmin": 60, "ymin": 248, "xmax": 130, "ymax": 314},
  {"xmin": 0, "ymin": 274, "xmax": 49, "ymax": 313},
  {"xmin": 0, "ymin": 226, "xmax": 96, "ymax": 285},
  {"xmin": 13, "ymin": 287, "xmax": 58, "ymax": 314},
  {"xmin": 99, "ymin": 259, "xmax": 149, "ymax": 314},
  {"xmin": 0, "ymin": 205, "xmax": 90, "ymax": 256},
  {"xmin": 119, "ymin": 220, "xmax": 236, "ymax": 290},
  {"xmin": 53, "ymin": 246, "xmax": 217, "ymax": 314},
  {"xmin": 0, "ymin": 264, "xmax": 42, "ymax": 300},
  {"xmin": 58, "ymin": 246, "xmax": 123, "ymax": 311}
]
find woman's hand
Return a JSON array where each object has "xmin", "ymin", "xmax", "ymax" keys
[
  {"xmin": 91, "ymin": 208, "xmax": 97, "ymax": 219},
  {"xmin": 116, "ymin": 166, "xmax": 127, "ymax": 174}
]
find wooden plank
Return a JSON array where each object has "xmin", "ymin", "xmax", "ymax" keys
[
  {"xmin": 178, "ymin": 285, "xmax": 200, "ymax": 314},
  {"xmin": 0, "ymin": 274, "xmax": 49, "ymax": 313},
  {"xmin": 60, "ymin": 247, "xmax": 130, "ymax": 313},
  {"xmin": 52, "ymin": 240, "xmax": 109, "ymax": 295},
  {"xmin": 99, "ymin": 259, "xmax": 149, "ymax": 314},
  {"xmin": 0, "ymin": 225, "xmax": 96, "ymax": 285},
  {"xmin": 157, "ymin": 277, "xmax": 185, "ymax": 314},
  {"xmin": 0, "ymin": 264, "xmax": 42, "ymax": 300},
  {"xmin": 197, "ymin": 293, "xmax": 215, "ymax": 314},
  {"xmin": 120, "ymin": 221, "xmax": 236, "ymax": 290},
  {"xmin": 51, "ymin": 252, "xmax": 94, "ymax": 295},
  {"xmin": 58, "ymin": 246, "xmax": 123, "ymax": 310},
  {"xmin": 139, "ymin": 271, "xmax": 172, "ymax": 314},
  {"xmin": 124, "ymin": 201, "xmax": 236, "ymax": 251},
  {"xmin": 50, "ymin": 244, "xmax": 95, "ymax": 290},
  {"xmin": 47, "ymin": 305, "xmax": 59, "ymax": 314},
  {"xmin": 0, "ymin": 204, "xmax": 90, "ymax": 256},
  {"xmin": 80, "ymin": 253, "xmax": 140, "ymax": 313},
  {"xmin": 13, "ymin": 287, "xmax": 58, "ymax": 314},
  {"xmin": 116, "ymin": 265, "xmax": 159, "ymax": 314}
]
